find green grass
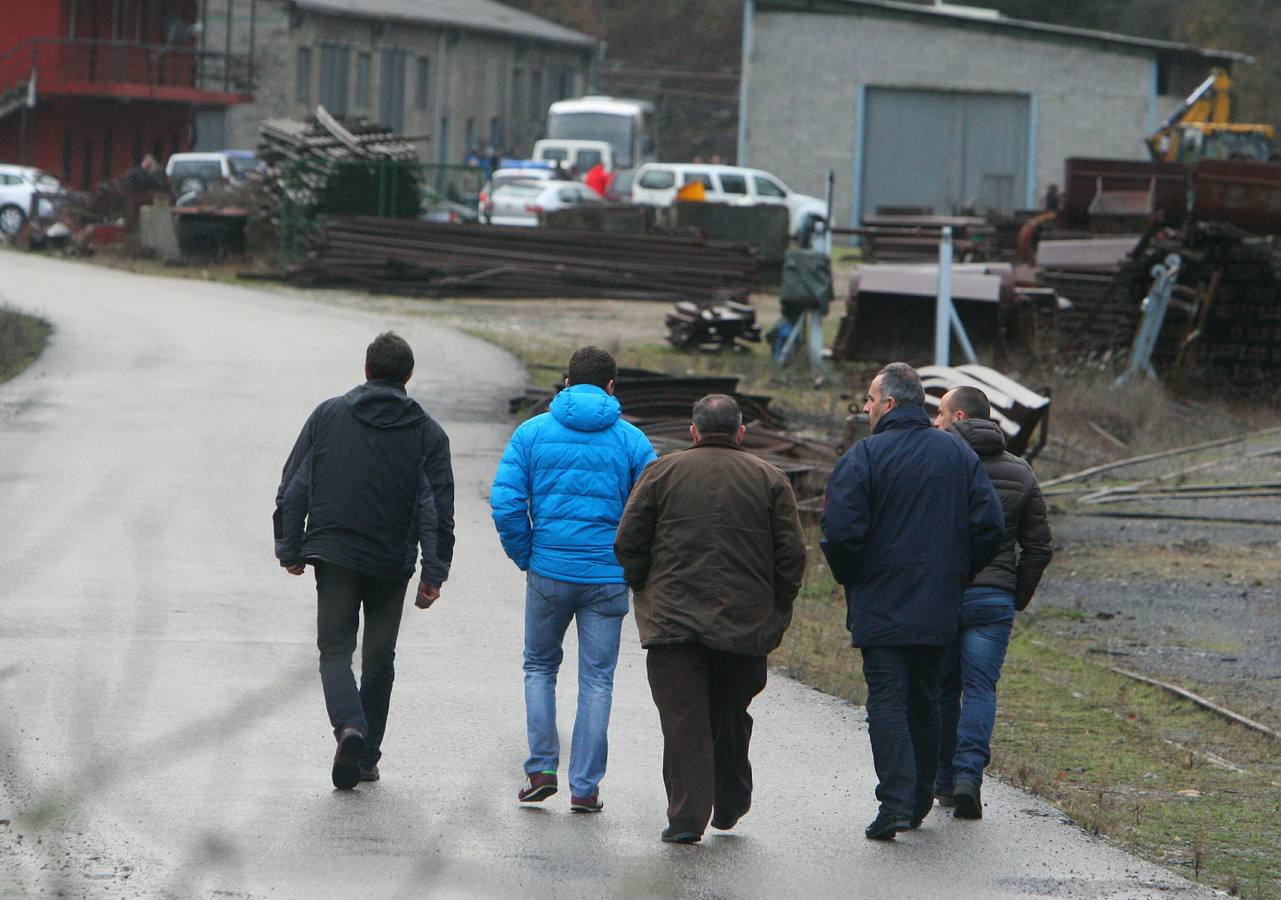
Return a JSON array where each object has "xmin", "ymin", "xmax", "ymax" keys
[
  {"xmin": 0, "ymin": 306, "xmax": 51, "ymax": 382},
  {"xmin": 773, "ymin": 543, "xmax": 1281, "ymax": 898}
]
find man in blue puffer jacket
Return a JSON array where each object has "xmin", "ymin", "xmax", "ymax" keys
[{"xmin": 491, "ymin": 346, "xmax": 657, "ymax": 813}]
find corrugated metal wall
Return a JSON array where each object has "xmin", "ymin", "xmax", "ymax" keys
[{"xmin": 860, "ymin": 87, "xmax": 1030, "ymax": 218}]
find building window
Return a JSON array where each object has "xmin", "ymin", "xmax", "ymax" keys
[
  {"xmin": 438, "ymin": 116, "xmax": 449, "ymax": 164},
  {"xmin": 557, "ymin": 71, "xmax": 570, "ymax": 101},
  {"xmin": 102, "ymin": 130, "xmax": 114, "ymax": 180},
  {"xmin": 378, "ymin": 48, "xmax": 407, "ymax": 132},
  {"xmin": 355, "ymin": 52, "xmax": 371, "ymax": 109},
  {"xmin": 415, "ymin": 56, "xmax": 430, "ymax": 111},
  {"xmin": 530, "ymin": 70, "xmax": 542, "ymax": 121},
  {"xmin": 511, "ymin": 68, "xmax": 523, "ymax": 121},
  {"xmin": 490, "ymin": 117, "xmax": 501, "ymax": 151},
  {"xmin": 465, "ymin": 117, "xmax": 475, "ymax": 151},
  {"xmin": 296, "ymin": 47, "xmax": 312, "ymax": 105},
  {"xmin": 318, "ymin": 44, "xmax": 351, "ymax": 116}
]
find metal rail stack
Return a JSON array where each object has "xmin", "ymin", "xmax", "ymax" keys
[{"xmin": 289, "ymin": 216, "xmax": 761, "ymax": 302}]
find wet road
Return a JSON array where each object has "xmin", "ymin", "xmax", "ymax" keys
[{"xmin": 0, "ymin": 253, "xmax": 1210, "ymax": 898}]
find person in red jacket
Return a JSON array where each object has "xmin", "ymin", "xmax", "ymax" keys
[{"xmin": 584, "ymin": 163, "xmax": 609, "ymax": 197}]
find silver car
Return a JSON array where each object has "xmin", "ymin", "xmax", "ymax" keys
[{"xmin": 0, "ymin": 165, "xmax": 65, "ymax": 237}]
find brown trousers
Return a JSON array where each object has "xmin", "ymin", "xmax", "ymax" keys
[{"xmin": 645, "ymin": 642, "xmax": 769, "ymax": 833}]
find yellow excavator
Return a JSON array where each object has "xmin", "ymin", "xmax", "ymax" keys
[{"xmin": 1146, "ymin": 68, "xmax": 1274, "ymax": 164}]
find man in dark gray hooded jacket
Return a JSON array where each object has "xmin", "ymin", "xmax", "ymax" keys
[
  {"xmin": 275, "ymin": 331, "xmax": 454, "ymax": 790},
  {"xmin": 932, "ymin": 385, "xmax": 1051, "ymax": 820}
]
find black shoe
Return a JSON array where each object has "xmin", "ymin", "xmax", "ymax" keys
[
  {"xmin": 661, "ymin": 827, "xmax": 702, "ymax": 844},
  {"xmin": 953, "ymin": 780, "xmax": 982, "ymax": 820},
  {"xmin": 710, "ymin": 801, "xmax": 749, "ymax": 831},
  {"xmin": 910, "ymin": 800, "xmax": 933, "ymax": 829},
  {"xmin": 865, "ymin": 813, "xmax": 912, "ymax": 841},
  {"xmin": 359, "ymin": 764, "xmax": 380, "ymax": 782},
  {"xmin": 331, "ymin": 726, "xmax": 365, "ymax": 790},
  {"xmin": 934, "ymin": 784, "xmax": 956, "ymax": 808}
]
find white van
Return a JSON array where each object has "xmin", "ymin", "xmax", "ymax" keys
[
  {"xmin": 532, "ymin": 139, "xmax": 614, "ymax": 173},
  {"xmin": 631, "ymin": 163, "xmax": 826, "ymax": 237}
]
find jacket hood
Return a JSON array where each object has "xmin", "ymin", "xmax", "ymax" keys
[
  {"xmin": 872, "ymin": 405, "xmax": 932, "ymax": 435},
  {"xmin": 344, "ymin": 380, "xmax": 428, "ymax": 428},
  {"xmin": 950, "ymin": 417, "xmax": 1007, "ymax": 457},
  {"xmin": 550, "ymin": 384, "xmax": 621, "ymax": 433}
]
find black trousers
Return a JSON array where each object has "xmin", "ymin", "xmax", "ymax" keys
[
  {"xmin": 646, "ymin": 643, "xmax": 768, "ymax": 834},
  {"xmin": 860, "ymin": 645, "xmax": 945, "ymax": 820},
  {"xmin": 314, "ymin": 561, "xmax": 409, "ymax": 767}
]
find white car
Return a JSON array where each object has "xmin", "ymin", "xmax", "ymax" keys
[
  {"xmin": 488, "ymin": 181, "xmax": 602, "ymax": 227},
  {"xmin": 631, "ymin": 163, "xmax": 826, "ymax": 237},
  {"xmin": 479, "ymin": 167, "xmax": 558, "ymax": 222},
  {"xmin": 0, "ymin": 165, "xmax": 65, "ymax": 237}
]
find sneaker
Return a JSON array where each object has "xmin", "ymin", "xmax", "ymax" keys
[
  {"xmin": 570, "ymin": 793, "xmax": 603, "ymax": 813},
  {"xmin": 518, "ymin": 772, "xmax": 558, "ymax": 803},
  {"xmin": 359, "ymin": 764, "xmax": 380, "ymax": 782},
  {"xmin": 953, "ymin": 780, "xmax": 982, "ymax": 820},
  {"xmin": 331, "ymin": 726, "xmax": 365, "ymax": 790},
  {"xmin": 660, "ymin": 827, "xmax": 701, "ymax": 844},
  {"xmin": 864, "ymin": 812, "xmax": 912, "ymax": 841}
]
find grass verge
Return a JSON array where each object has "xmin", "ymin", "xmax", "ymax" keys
[
  {"xmin": 0, "ymin": 306, "xmax": 51, "ymax": 382},
  {"xmin": 775, "ymin": 544, "xmax": 1281, "ymax": 898}
]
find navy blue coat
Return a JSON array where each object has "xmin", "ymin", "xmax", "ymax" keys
[{"xmin": 820, "ymin": 405, "xmax": 1003, "ymax": 648}]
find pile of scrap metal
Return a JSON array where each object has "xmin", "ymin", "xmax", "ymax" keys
[
  {"xmin": 665, "ymin": 300, "xmax": 762, "ymax": 351},
  {"xmin": 830, "ymin": 261, "xmax": 1055, "ymax": 364},
  {"xmin": 832, "ymin": 212, "xmax": 996, "ymax": 262},
  {"xmin": 512, "ymin": 368, "xmax": 837, "ymax": 510},
  {"xmin": 288, "ymin": 217, "xmax": 760, "ymax": 302},
  {"xmin": 256, "ymin": 107, "xmax": 421, "ymax": 224}
]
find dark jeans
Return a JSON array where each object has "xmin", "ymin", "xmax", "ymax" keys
[
  {"xmin": 860, "ymin": 645, "xmax": 945, "ymax": 820},
  {"xmin": 314, "ymin": 560, "xmax": 409, "ymax": 767},
  {"xmin": 646, "ymin": 643, "xmax": 768, "ymax": 834},
  {"xmin": 937, "ymin": 587, "xmax": 1016, "ymax": 790}
]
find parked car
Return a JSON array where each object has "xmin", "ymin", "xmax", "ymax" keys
[
  {"xmin": 419, "ymin": 185, "xmax": 479, "ymax": 224},
  {"xmin": 0, "ymin": 165, "xmax": 65, "ymax": 237},
  {"xmin": 165, "ymin": 150, "xmax": 259, "ymax": 196},
  {"xmin": 532, "ymin": 139, "xmax": 614, "ymax": 174},
  {"xmin": 631, "ymin": 163, "xmax": 826, "ymax": 237},
  {"xmin": 479, "ymin": 166, "xmax": 559, "ymax": 222},
  {"xmin": 603, "ymin": 167, "xmax": 636, "ymax": 203},
  {"xmin": 488, "ymin": 181, "xmax": 603, "ymax": 227}
]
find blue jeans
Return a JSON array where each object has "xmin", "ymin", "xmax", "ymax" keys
[
  {"xmin": 523, "ymin": 572, "xmax": 629, "ymax": 798},
  {"xmin": 861, "ymin": 645, "xmax": 944, "ymax": 820},
  {"xmin": 936, "ymin": 587, "xmax": 1016, "ymax": 790}
]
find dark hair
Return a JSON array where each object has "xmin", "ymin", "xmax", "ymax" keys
[
  {"xmin": 877, "ymin": 362, "xmax": 924, "ymax": 407},
  {"xmin": 692, "ymin": 394, "xmax": 742, "ymax": 435},
  {"xmin": 567, "ymin": 346, "xmax": 617, "ymax": 389},
  {"xmin": 947, "ymin": 385, "xmax": 991, "ymax": 420},
  {"xmin": 366, "ymin": 331, "xmax": 414, "ymax": 383}
]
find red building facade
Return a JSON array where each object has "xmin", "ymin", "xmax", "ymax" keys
[{"xmin": 0, "ymin": 1, "xmax": 254, "ymax": 189}]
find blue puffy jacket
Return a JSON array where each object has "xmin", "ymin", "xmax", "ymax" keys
[
  {"xmin": 820, "ymin": 405, "xmax": 1004, "ymax": 648},
  {"xmin": 491, "ymin": 384, "xmax": 657, "ymax": 583}
]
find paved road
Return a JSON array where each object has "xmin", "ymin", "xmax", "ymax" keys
[{"xmin": 0, "ymin": 254, "xmax": 1211, "ymax": 899}]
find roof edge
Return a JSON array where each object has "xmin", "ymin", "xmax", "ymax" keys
[{"xmin": 755, "ymin": 0, "xmax": 1253, "ymax": 64}]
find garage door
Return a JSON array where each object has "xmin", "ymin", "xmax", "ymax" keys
[{"xmin": 860, "ymin": 87, "xmax": 1029, "ymax": 220}]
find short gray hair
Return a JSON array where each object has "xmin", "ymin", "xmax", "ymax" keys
[
  {"xmin": 692, "ymin": 394, "xmax": 742, "ymax": 435},
  {"xmin": 877, "ymin": 362, "xmax": 925, "ymax": 407}
]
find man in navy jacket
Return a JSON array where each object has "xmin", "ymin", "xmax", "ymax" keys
[
  {"xmin": 821, "ymin": 363, "xmax": 1002, "ymax": 840},
  {"xmin": 275, "ymin": 332, "xmax": 454, "ymax": 790}
]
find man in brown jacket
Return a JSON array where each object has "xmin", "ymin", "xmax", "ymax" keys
[{"xmin": 614, "ymin": 394, "xmax": 807, "ymax": 845}]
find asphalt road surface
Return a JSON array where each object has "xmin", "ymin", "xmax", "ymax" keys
[{"xmin": 0, "ymin": 254, "xmax": 1212, "ymax": 899}]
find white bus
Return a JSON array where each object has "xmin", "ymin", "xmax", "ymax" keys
[{"xmin": 545, "ymin": 96, "xmax": 657, "ymax": 170}]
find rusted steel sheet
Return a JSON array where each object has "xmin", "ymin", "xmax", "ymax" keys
[
  {"xmin": 1062, "ymin": 158, "xmax": 1187, "ymax": 228},
  {"xmin": 1194, "ymin": 160, "xmax": 1281, "ymax": 234}
]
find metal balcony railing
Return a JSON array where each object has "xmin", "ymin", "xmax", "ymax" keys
[{"xmin": 0, "ymin": 37, "xmax": 253, "ymax": 102}]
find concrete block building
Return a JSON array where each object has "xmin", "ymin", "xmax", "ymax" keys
[
  {"xmin": 201, "ymin": 0, "xmax": 596, "ymax": 163},
  {"xmin": 737, "ymin": 0, "xmax": 1248, "ymax": 226}
]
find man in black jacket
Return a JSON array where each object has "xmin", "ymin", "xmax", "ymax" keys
[
  {"xmin": 932, "ymin": 386, "xmax": 1052, "ymax": 819},
  {"xmin": 275, "ymin": 332, "xmax": 454, "ymax": 790},
  {"xmin": 821, "ymin": 363, "xmax": 1003, "ymax": 840}
]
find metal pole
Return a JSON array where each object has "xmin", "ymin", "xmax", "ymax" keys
[
  {"xmin": 224, "ymin": 0, "xmax": 233, "ymax": 93},
  {"xmin": 247, "ymin": 0, "xmax": 256, "ymax": 90},
  {"xmin": 821, "ymin": 168, "xmax": 834, "ymax": 256},
  {"xmin": 735, "ymin": 0, "xmax": 754, "ymax": 165},
  {"xmin": 935, "ymin": 226, "xmax": 953, "ymax": 366}
]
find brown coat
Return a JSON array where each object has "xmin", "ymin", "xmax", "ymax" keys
[{"xmin": 614, "ymin": 433, "xmax": 808, "ymax": 657}]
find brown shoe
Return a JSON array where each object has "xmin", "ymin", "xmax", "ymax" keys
[{"xmin": 518, "ymin": 772, "xmax": 558, "ymax": 802}]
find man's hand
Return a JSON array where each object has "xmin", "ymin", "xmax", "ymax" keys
[
  {"xmin": 416, "ymin": 581, "xmax": 441, "ymax": 609},
  {"xmin": 284, "ymin": 562, "xmax": 306, "ymax": 576}
]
